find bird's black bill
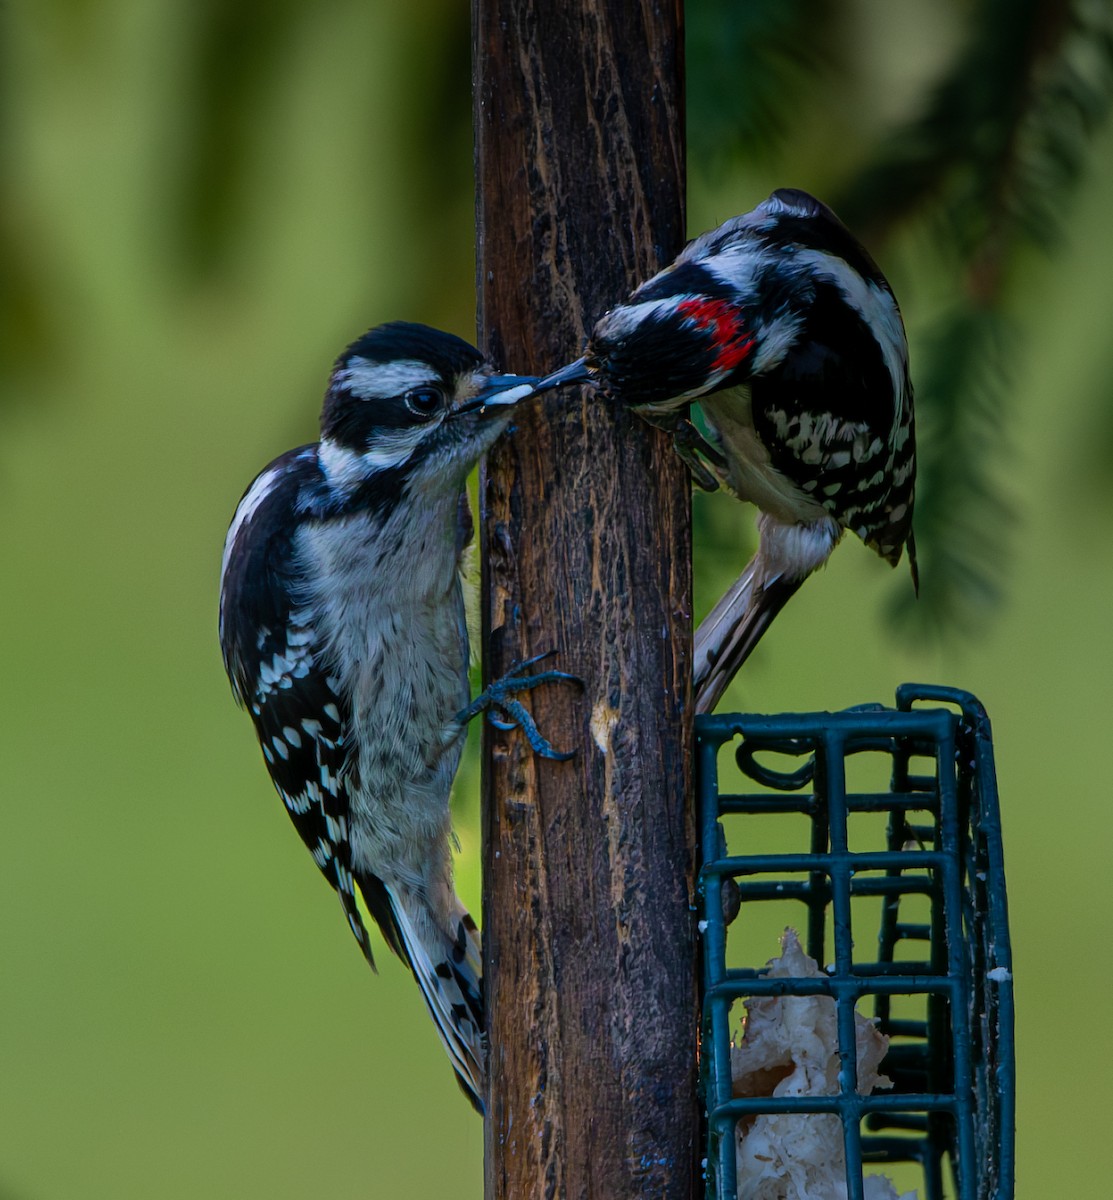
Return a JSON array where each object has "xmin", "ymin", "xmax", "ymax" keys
[
  {"xmin": 534, "ymin": 357, "xmax": 593, "ymax": 392},
  {"xmin": 453, "ymin": 374, "xmax": 541, "ymax": 416},
  {"xmin": 455, "ymin": 358, "xmax": 594, "ymax": 416}
]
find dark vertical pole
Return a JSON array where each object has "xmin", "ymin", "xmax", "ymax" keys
[{"xmin": 473, "ymin": 5, "xmax": 695, "ymax": 1199}]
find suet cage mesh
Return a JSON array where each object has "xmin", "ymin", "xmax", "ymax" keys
[{"xmin": 696, "ymin": 685, "xmax": 1014, "ymax": 1200}]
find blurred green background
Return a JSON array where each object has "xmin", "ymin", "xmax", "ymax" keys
[{"xmin": 2, "ymin": 2, "xmax": 1110, "ymax": 1197}]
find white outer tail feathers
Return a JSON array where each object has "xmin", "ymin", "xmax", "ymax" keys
[
  {"xmin": 386, "ymin": 885, "xmax": 485, "ymax": 1111},
  {"xmin": 693, "ymin": 514, "xmax": 841, "ymax": 714},
  {"xmin": 694, "ymin": 558, "xmax": 760, "ymax": 713},
  {"xmin": 693, "ymin": 555, "xmax": 800, "ymax": 715}
]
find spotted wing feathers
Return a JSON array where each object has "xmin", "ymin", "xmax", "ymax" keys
[{"xmin": 219, "ymin": 448, "xmax": 377, "ymax": 967}]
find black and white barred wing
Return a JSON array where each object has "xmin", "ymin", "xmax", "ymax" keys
[
  {"xmin": 219, "ymin": 448, "xmax": 378, "ymax": 967},
  {"xmin": 747, "ymin": 191, "xmax": 916, "ymax": 570}
]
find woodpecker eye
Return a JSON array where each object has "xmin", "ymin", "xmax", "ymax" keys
[{"xmin": 404, "ymin": 386, "xmax": 446, "ymax": 419}]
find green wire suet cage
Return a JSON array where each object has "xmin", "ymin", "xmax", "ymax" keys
[{"xmin": 696, "ymin": 685, "xmax": 1015, "ymax": 1200}]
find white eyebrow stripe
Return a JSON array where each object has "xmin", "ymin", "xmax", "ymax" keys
[{"xmin": 334, "ymin": 357, "xmax": 440, "ymax": 399}]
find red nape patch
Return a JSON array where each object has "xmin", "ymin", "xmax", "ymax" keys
[{"xmin": 677, "ymin": 297, "xmax": 754, "ymax": 372}]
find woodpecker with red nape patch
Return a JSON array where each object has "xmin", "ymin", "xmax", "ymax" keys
[
  {"xmin": 538, "ymin": 189, "xmax": 917, "ymax": 711},
  {"xmin": 219, "ymin": 322, "xmax": 574, "ymax": 1110}
]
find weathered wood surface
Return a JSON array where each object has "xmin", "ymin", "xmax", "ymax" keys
[{"xmin": 474, "ymin": 3, "xmax": 697, "ymax": 1197}]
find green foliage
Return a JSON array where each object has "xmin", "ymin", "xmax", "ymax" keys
[
  {"xmin": 891, "ymin": 303, "xmax": 1017, "ymax": 637},
  {"xmin": 838, "ymin": 0, "xmax": 1113, "ymax": 250},
  {"xmin": 687, "ymin": 0, "xmax": 838, "ymax": 166},
  {"xmin": 167, "ymin": 0, "xmax": 310, "ymax": 277},
  {"xmin": 831, "ymin": 0, "xmax": 1113, "ymax": 635},
  {"xmin": 685, "ymin": 0, "xmax": 1113, "ymax": 639}
]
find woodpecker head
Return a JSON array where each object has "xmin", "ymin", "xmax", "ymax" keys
[
  {"xmin": 537, "ymin": 188, "xmax": 903, "ymax": 415},
  {"xmin": 317, "ymin": 322, "xmax": 540, "ymax": 498}
]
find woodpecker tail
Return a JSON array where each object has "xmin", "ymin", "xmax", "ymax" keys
[
  {"xmin": 693, "ymin": 556, "xmax": 802, "ymax": 715},
  {"xmin": 694, "ymin": 514, "xmax": 839, "ymax": 712},
  {"xmin": 374, "ymin": 881, "xmax": 485, "ymax": 1112}
]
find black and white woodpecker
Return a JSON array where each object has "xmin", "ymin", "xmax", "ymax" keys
[
  {"xmin": 538, "ymin": 188, "xmax": 917, "ymax": 712},
  {"xmin": 219, "ymin": 321, "xmax": 569, "ymax": 1111}
]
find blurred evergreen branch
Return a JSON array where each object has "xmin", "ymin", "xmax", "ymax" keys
[
  {"xmin": 687, "ymin": 0, "xmax": 838, "ymax": 166},
  {"xmin": 165, "ymin": 0, "xmax": 472, "ymax": 303},
  {"xmin": 0, "ymin": 203, "xmax": 53, "ymax": 385},
  {"xmin": 169, "ymin": 0, "xmax": 307, "ymax": 279},
  {"xmin": 835, "ymin": 0, "xmax": 1113, "ymax": 636},
  {"xmin": 891, "ymin": 304, "xmax": 1018, "ymax": 637},
  {"xmin": 0, "ymin": 16, "xmax": 53, "ymax": 384}
]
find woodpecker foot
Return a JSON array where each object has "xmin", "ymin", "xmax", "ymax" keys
[
  {"xmin": 633, "ymin": 408, "xmax": 724, "ymax": 491},
  {"xmin": 458, "ymin": 652, "xmax": 582, "ymax": 761},
  {"xmin": 671, "ymin": 420, "xmax": 728, "ymax": 492}
]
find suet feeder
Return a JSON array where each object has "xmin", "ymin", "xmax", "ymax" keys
[{"xmin": 697, "ymin": 686, "xmax": 1014, "ymax": 1200}]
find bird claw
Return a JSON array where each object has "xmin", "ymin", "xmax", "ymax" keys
[
  {"xmin": 640, "ymin": 408, "xmax": 725, "ymax": 491},
  {"xmin": 458, "ymin": 651, "xmax": 583, "ymax": 761},
  {"xmin": 673, "ymin": 438, "xmax": 721, "ymax": 492},
  {"xmin": 671, "ymin": 420, "xmax": 727, "ymax": 492}
]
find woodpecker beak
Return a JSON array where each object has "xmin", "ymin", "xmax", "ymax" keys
[
  {"xmin": 454, "ymin": 374, "xmax": 540, "ymax": 416},
  {"xmin": 454, "ymin": 358, "xmax": 593, "ymax": 416},
  {"xmin": 533, "ymin": 357, "xmax": 593, "ymax": 392}
]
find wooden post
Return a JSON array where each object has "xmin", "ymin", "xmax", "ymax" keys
[{"xmin": 473, "ymin": 4, "xmax": 695, "ymax": 1198}]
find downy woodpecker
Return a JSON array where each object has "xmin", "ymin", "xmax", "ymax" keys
[
  {"xmin": 538, "ymin": 189, "xmax": 917, "ymax": 711},
  {"xmin": 219, "ymin": 322, "xmax": 561, "ymax": 1110}
]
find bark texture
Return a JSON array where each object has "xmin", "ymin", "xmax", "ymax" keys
[{"xmin": 475, "ymin": 3, "xmax": 697, "ymax": 1197}]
